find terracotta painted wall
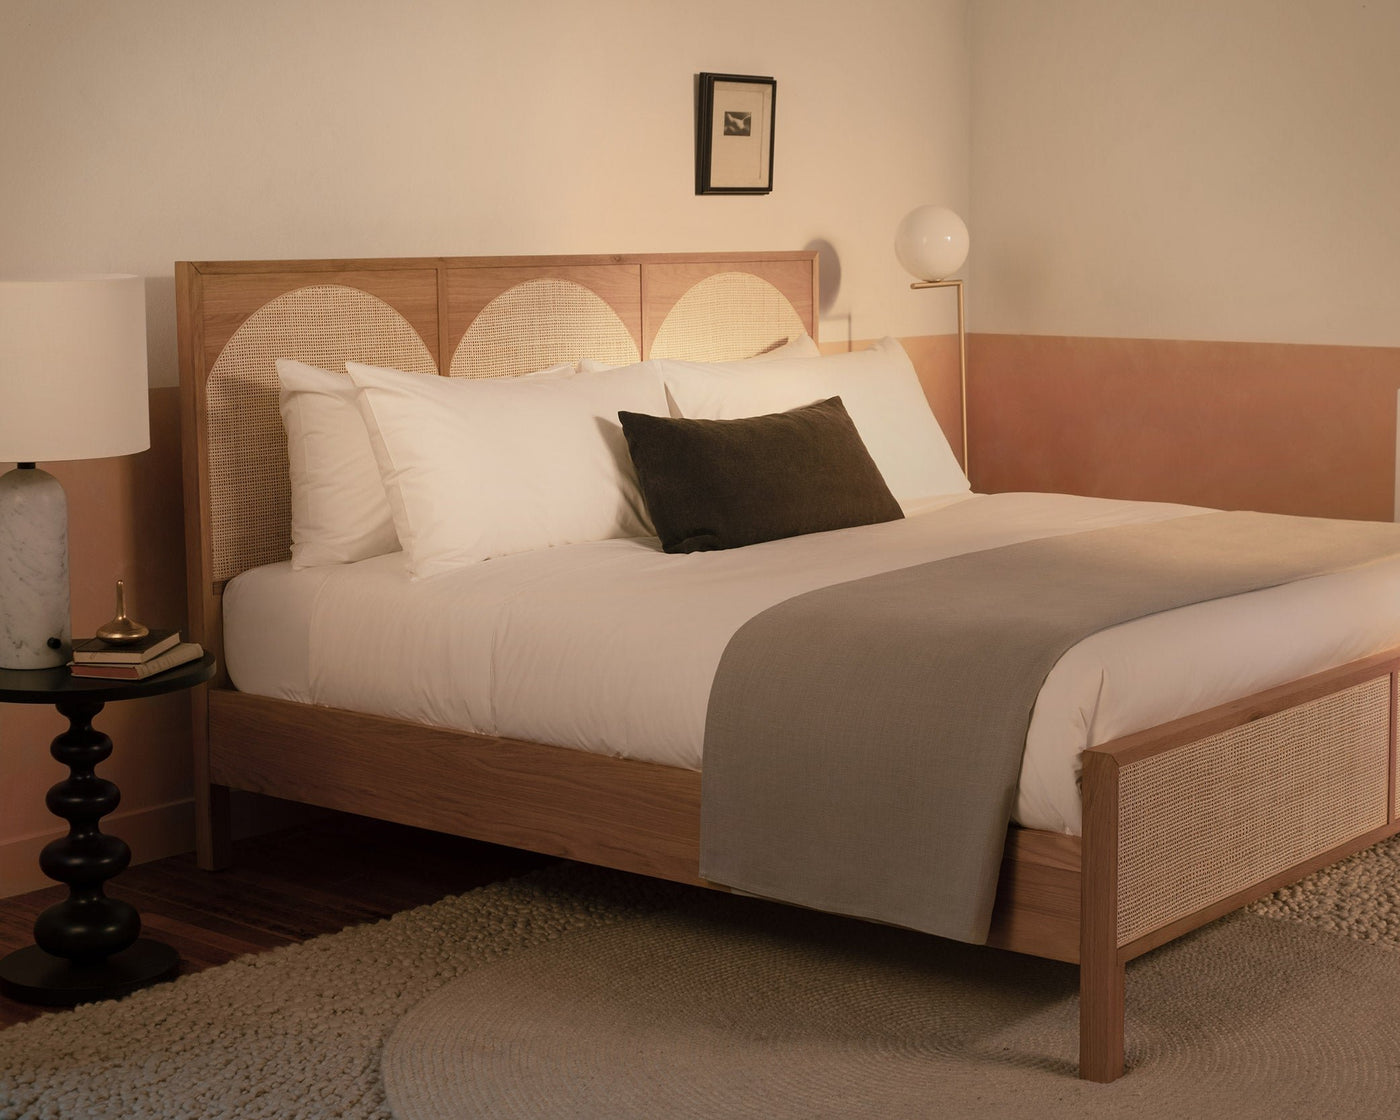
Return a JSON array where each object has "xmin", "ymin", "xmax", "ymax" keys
[
  {"xmin": 0, "ymin": 1, "xmax": 971, "ymax": 894},
  {"xmin": 969, "ymin": 335, "xmax": 1400, "ymax": 520}
]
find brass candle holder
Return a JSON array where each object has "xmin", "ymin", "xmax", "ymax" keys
[{"xmin": 95, "ymin": 580, "xmax": 149, "ymax": 645}]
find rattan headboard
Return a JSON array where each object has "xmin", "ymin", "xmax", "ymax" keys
[{"xmin": 176, "ymin": 251, "xmax": 818, "ymax": 666}]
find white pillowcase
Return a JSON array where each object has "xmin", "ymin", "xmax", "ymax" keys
[
  {"xmin": 277, "ymin": 358, "xmax": 401, "ymax": 569},
  {"xmin": 346, "ymin": 361, "xmax": 667, "ymax": 578},
  {"xmin": 651, "ymin": 338, "xmax": 970, "ymax": 506}
]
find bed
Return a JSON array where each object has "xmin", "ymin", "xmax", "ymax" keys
[{"xmin": 177, "ymin": 251, "xmax": 1400, "ymax": 1082}]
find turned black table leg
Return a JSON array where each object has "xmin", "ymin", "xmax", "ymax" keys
[
  {"xmin": 0, "ymin": 653, "xmax": 213, "ymax": 1006},
  {"xmin": 0, "ymin": 697, "xmax": 180, "ymax": 1006}
]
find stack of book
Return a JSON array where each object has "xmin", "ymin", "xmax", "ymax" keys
[{"xmin": 69, "ymin": 630, "xmax": 204, "ymax": 680}]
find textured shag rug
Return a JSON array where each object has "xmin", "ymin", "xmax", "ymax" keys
[
  {"xmin": 2, "ymin": 837, "xmax": 1400, "ymax": 1119},
  {"xmin": 0, "ymin": 866, "xmax": 680, "ymax": 1120}
]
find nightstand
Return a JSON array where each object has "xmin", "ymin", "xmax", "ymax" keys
[{"xmin": 0, "ymin": 653, "xmax": 216, "ymax": 1006}]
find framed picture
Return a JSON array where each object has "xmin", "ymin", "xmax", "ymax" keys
[{"xmin": 696, "ymin": 73, "xmax": 776, "ymax": 195}]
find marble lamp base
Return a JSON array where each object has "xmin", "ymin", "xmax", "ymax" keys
[{"xmin": 0, "ymin": 464, "xmax": 71, "ymax": 670}]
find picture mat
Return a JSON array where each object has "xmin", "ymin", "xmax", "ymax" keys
[{"xmin": 708, "ymin": 81, "xmax": 772, "ymax": 188}]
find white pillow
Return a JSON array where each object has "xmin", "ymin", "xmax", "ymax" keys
[
  {"xmin": 653, "ymin": 338, "xmax": 970, "ymax": 505},
  {"xmin": 277, "ymin": 358, "xmax": 400, "ymax": 568},
  {"xmin": 346, "ymin": 361, "xmax": 668, "ymax": 578}
]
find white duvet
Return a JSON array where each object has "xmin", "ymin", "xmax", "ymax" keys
[{"xmin": 223, "ymin": 492, "xmax": 1400, "ymax": 835}]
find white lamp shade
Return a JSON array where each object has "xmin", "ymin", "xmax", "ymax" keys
[
  {"xmin": 895, "ymin": 206, "xmax": 970, "ymax": 282},
  {"xmin": 0, "ymin": 275, "xmax": 151, "ymax": 463}
]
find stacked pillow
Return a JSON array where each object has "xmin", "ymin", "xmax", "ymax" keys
[
  {"xmin": 278, "ymin": 358, "xmax": 401, "ymax": 568},
  {"xmin": 275, "ymin": 333, "xmax": 968, "ymax": 574},
  {"xmin": 345, "ymin": 361, "xmax": 663, "ymax": 578},
  {"xmin": 276, "ymin": 357, "xmax": 577, "ymax": 571},
  {"xmin": 619, "ymin": 396, "xmax": 905, "ymax": 554},
  {"xmin": 661, "ymin": 338, "xmax": 968, "ymax": 507}
]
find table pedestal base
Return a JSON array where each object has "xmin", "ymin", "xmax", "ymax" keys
[{"xmin": 0, "ymin": 938, "xmax": 180, "ymax": 1007}]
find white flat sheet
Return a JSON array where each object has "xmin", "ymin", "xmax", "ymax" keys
[{"xmin": 224, "ymin": 492, "xmax": 1400, "ymax": 835}]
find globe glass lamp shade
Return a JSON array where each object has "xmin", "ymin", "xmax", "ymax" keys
[{"xmin": 895, "ymin": 206, "xmax": 970, "ymax": 282}]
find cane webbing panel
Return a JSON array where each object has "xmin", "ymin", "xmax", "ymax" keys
[
  {"xmin": 650, "ymin": 272, "xmax": 805, "ymax": 362},
  {"xmin": 1116, "ymin": 676, "xmax": 1390, "ymax": 946},
  {"xmin": 206, "ymin": 285, "xmax": 436, "ymax": 582},
  {"xmin": 450, "ymin": 279, "xmax": 638, "ymax": 378}
]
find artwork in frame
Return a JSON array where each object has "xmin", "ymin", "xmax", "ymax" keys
[{"xmin": 696, "ymin": 73, "xmax": 776, "ymax": 195}]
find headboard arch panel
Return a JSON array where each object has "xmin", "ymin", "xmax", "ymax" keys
[
  {"xmin": 198, "ymin": 268, "xmax": 440, "ymax": 372},
  {"xmin": 641, "ymin": 258, "xmax": 816, "ymax": 358},
  {"xmin": 649, "ymin": 272, "xmax": 806, "ymax": 362},
  {"xmin": 445, "ymin": 263, "xmax": 643, "ymax": 374},
  {"xmin": 205, "ymin": 284, "xmax": 437, "ymax": 582},
  {"xmin": 450, "ymin": 278, "xmax": 639, "ymax": 378}
]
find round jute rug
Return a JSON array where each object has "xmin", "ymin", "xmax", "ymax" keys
[{"xmin": 384, "ymin": 891, "xmax": 1400, "ymax": 1120}]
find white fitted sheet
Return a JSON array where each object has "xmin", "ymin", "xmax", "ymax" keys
[{"xmin": 223, "ymin": 492, "xmax": 1400, "ymax": 835}]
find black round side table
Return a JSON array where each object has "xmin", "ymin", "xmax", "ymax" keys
[{"xmin": 0, "ymin": 653, "xmax": 216, "ymax": 1007}]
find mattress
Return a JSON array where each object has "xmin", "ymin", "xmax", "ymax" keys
[{"xmin": 222, "ymin": 491, "xmax": 1400, "ymax": 834}]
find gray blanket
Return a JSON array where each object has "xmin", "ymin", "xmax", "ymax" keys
[{"xmin": 699, "ymin": 503, "xmax": 1400, "ymax": 943}]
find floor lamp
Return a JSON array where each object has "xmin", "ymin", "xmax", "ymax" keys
[
  {"xmin": 0, "ymin": 276, "xmax": 151, "ymax": 669},
  {"xmin": 895, "ymin": 205, "xmax": 970, "ymax": 477}
]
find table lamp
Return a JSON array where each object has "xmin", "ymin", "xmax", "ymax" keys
[{"xmin": 0, "ymin": 275, "xmax": 151, "ymax": 670}]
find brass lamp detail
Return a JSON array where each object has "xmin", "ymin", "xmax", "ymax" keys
[{"xmin": 95, "ymin": 580, "xmax": 149, "ymax": 644}]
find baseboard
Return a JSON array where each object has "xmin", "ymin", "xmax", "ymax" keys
[{"xmin": 0, "ymin": 798, "xmax": 195, "ymax": 899}]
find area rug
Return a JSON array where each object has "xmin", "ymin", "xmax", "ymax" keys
[
  {"xmin": 0, "ymin": 866, "xmax": 681, "ymax": 1120},
  {"xmin": 2, "ymin": 839, "xmax": 1400, "ymax": 1120},
  {"xmin": 384, "ymin": 897, "xmax": 1400, "ymax": 1120}
]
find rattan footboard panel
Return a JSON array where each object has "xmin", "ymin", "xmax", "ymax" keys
[{"xmin": 1115, "ymin": 675, "xmax": 1391, "ymax": 946}]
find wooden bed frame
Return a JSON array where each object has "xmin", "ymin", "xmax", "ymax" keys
[{"xmin": 176, "ymin": 251, "xmax": 1400, "ymax": 1083}]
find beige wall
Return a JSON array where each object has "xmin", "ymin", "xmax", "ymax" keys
[
  {"xmin": 2, "ymin": 0, "xmax": 971, "ymax": 378},
  {"xmin": 969, "ymin": 0, "xmax": 1400, "ymax": 346},
  {"xmin": 0, "ymin": 0, "xmax": 971, "ymax": 894}
]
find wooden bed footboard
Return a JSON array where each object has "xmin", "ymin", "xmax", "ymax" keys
[{"xmin": 1077, "ymin": 650, "xmax": 1398, "ymax": 1081}]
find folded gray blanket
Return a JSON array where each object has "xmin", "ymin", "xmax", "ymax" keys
[{"xmin": 700, "ymin": 502, "xmax": 1400, "ymax": 943}]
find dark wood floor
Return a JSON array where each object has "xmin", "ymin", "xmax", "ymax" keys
[{"xmin": 0, "ymin": 814, "xmax": 553, "ymax": 1030}]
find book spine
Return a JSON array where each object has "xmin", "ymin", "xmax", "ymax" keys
[{"xmin": 70, "ymin": 643, "xmax": 203, "ymax": 680}]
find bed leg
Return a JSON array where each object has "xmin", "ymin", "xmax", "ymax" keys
[
  {"xmin": 1079, "ymin": 950, "xmax": 1125, "ymax": 1081},
  {"xmin": 1079, "ymin": 747, "xmax": 1124, "ymax": 1081},
  {"xmin": 191, "ymin": 688, "xmax": 232, "ymax": 870},
  {"xmin": 195, "ymin": 783, "xmax": 232, "ymax": 870}
]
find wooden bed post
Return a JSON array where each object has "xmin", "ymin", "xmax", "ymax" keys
[
  {"xmin": 176, "ymin": 260, "xmax": 233, "ymax": 871},
  {"xmin": 1079, "ymin": 747, "xmax": 1124, "ymax": 1082}
]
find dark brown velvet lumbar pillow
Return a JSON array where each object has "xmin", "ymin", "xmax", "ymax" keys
[{"xmin": 617, "ymin": 396, "xmax": 904, "ymax": 553}]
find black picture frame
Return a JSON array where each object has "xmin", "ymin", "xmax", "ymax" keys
[{"xmin": 696, "ymin": 73, "xmax": 776, "ymax": 195}]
